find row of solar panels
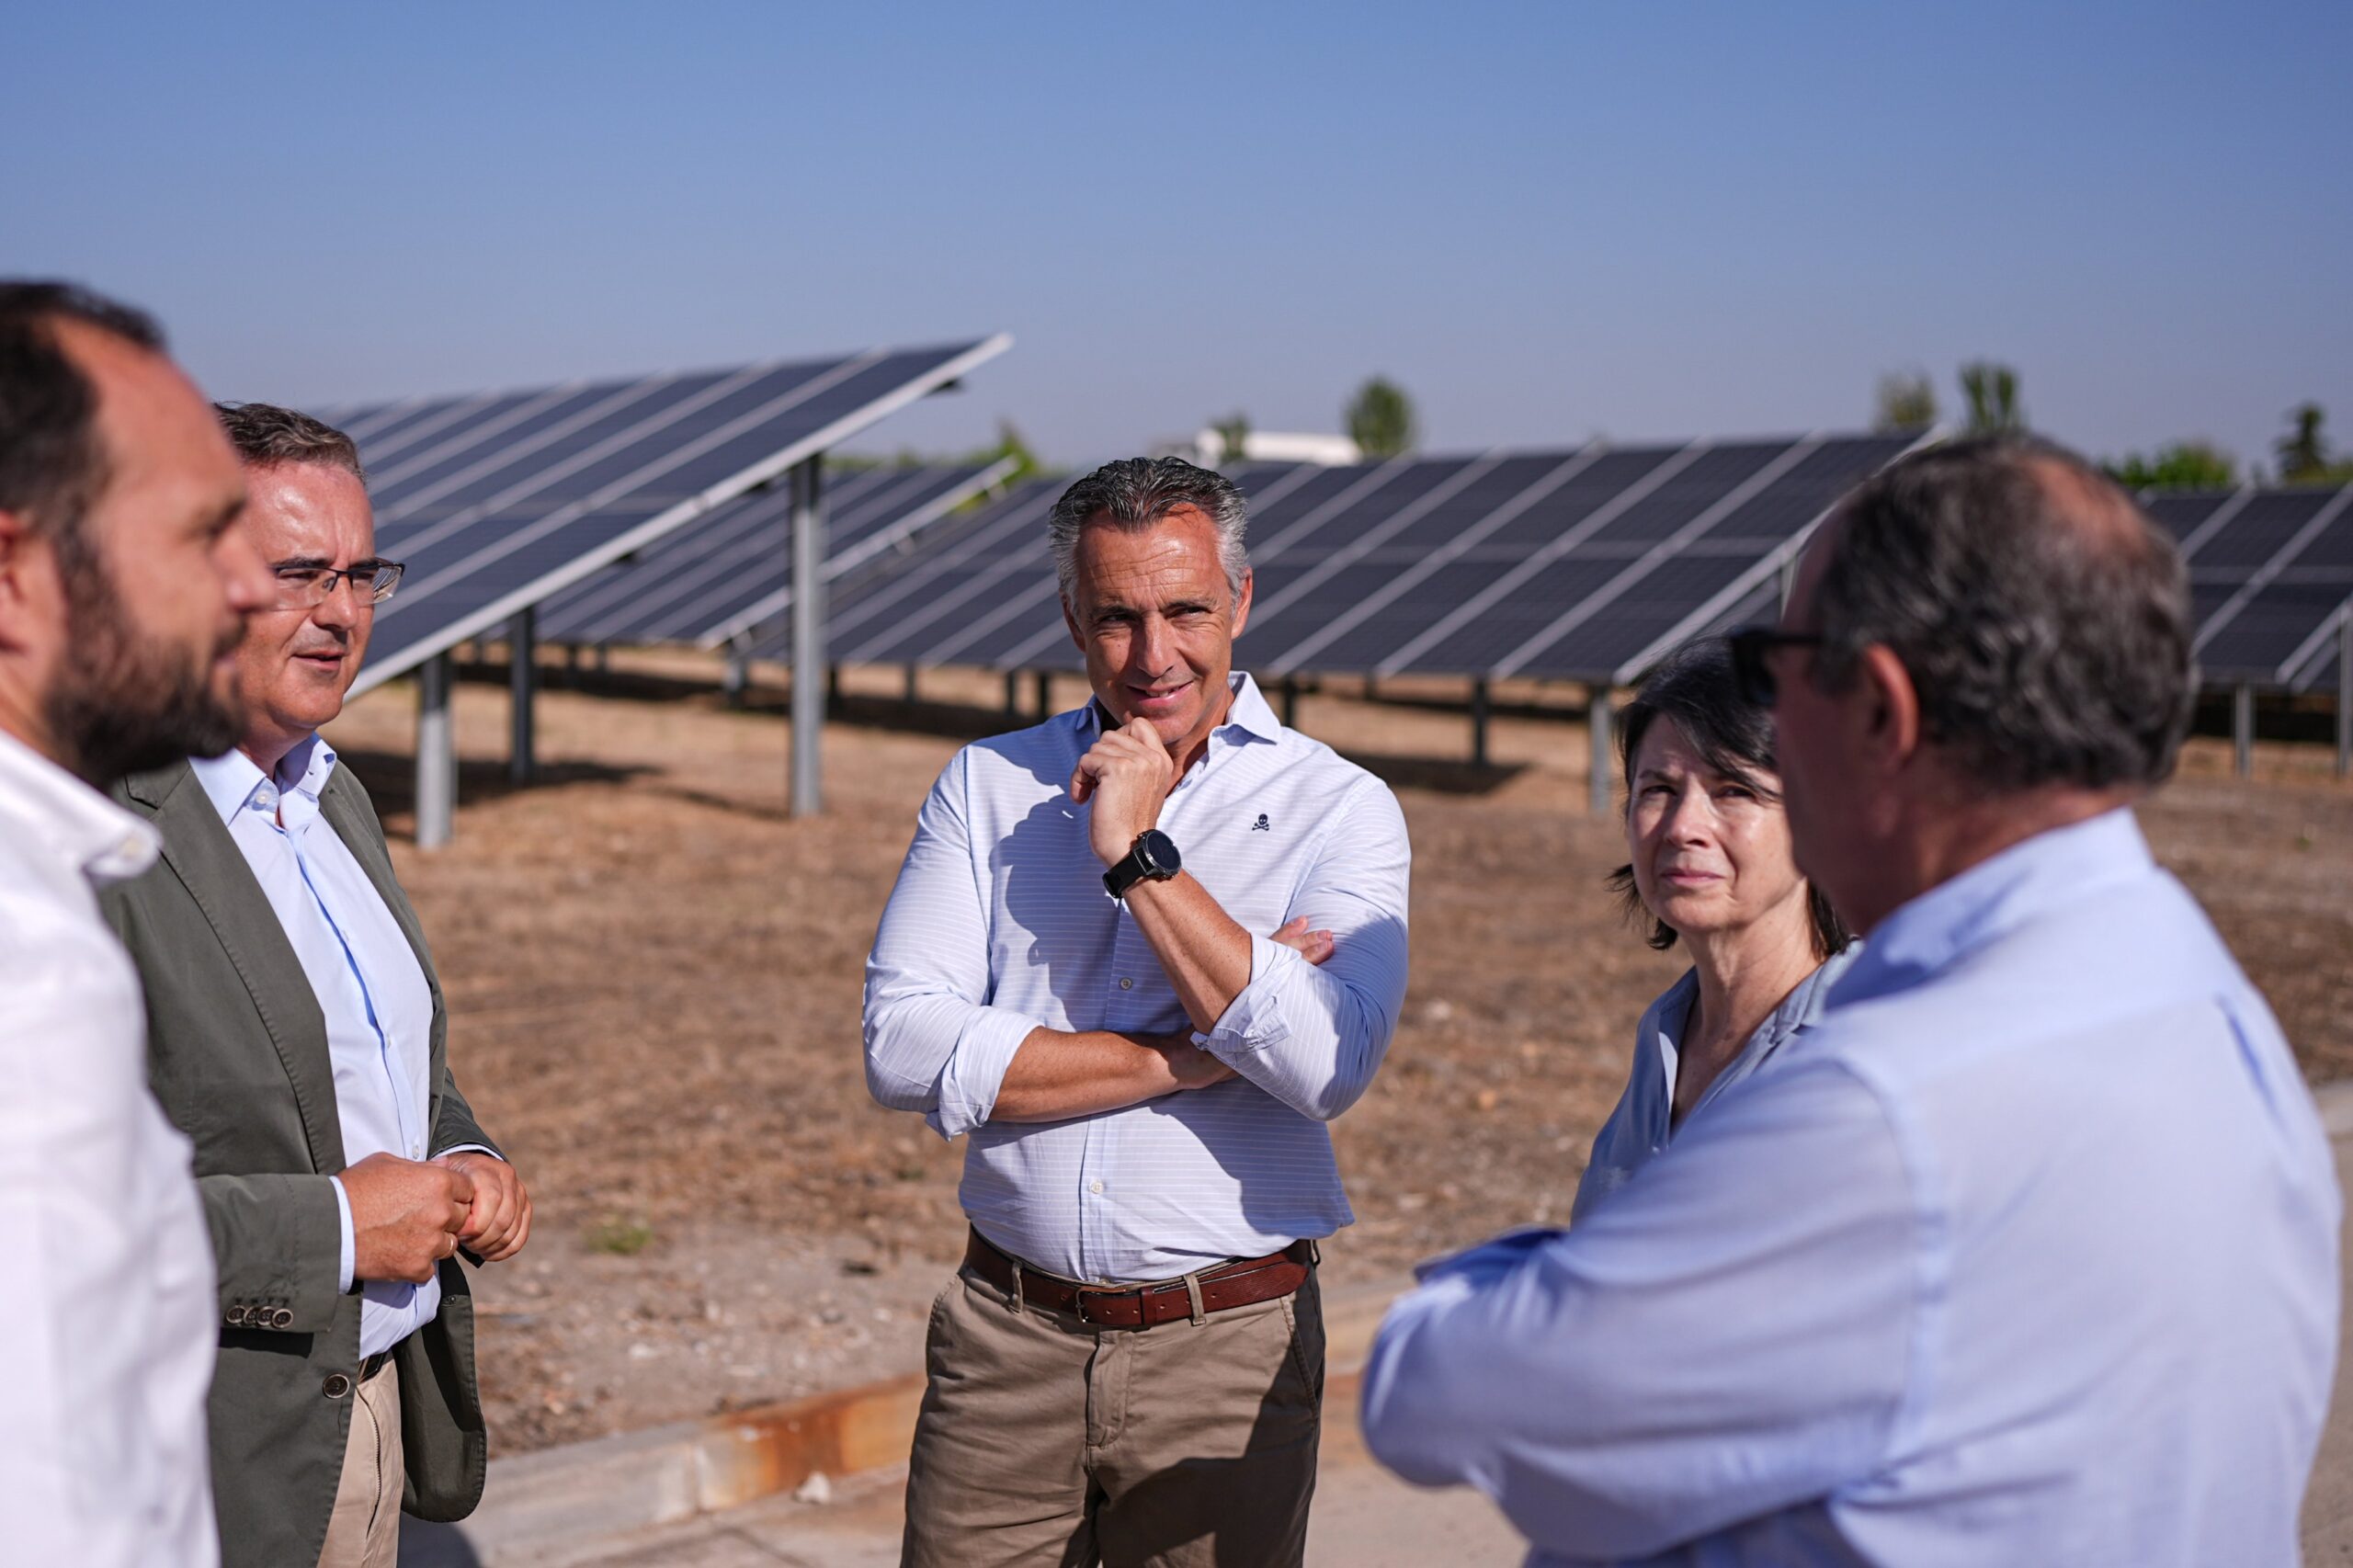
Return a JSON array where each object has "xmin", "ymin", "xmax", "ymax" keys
[
  {"xmin": 535, "ymin": 459, "xmax": 1015, "ymax": 650},
  {"xmin": 328, "ymin": 339, "xmax": 1012, "ymax": 699},
  {"xmin": 317, "ymin": 339, "xmax": 2351, "ymax": 701},
  {"xmin": 758, "ymin": 434, "xmax": 1926, "ymax": 684},
  {"xmin": 783, "ymin": 460, "xmax": 2352, "ymax": 693},
  {"xmin": 2143, "ymin": 486, "xmax": 2353, "ymax": 690},
  {"xmin": 541, "ymin": 438, "xmax": 2350, "ymax": 695}
]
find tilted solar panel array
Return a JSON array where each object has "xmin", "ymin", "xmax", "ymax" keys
[
  {"xmin": 534, "ymin": 460, "xmax": 1011, "ymax": 651},
  {"xmin": 757, "ymin": 474, "xmax": 1079, "ymax": 667},
  {"xmin": 2141, "ymin": 483, "xmax": 2353, "ymax": 690},
  {"xmin": 794, "ymin": 434, "xmax": 1918, "ymax": 684},
  {"xmin": 328, "ymin": 337, "xmax": 1009, "ymax": 697}
]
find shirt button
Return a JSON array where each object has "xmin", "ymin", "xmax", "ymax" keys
[
  {"xmin": 1089, "ymin": 1180, "xmax": 1105, "ymax": 1195},
  {"xmin": 1118, "ymin": 978, "xmax": 1133, "ymax": 991}
]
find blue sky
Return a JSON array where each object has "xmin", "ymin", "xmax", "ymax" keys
[{"xmin": 7, "ymin": 1, "xmax": 2348, "ymax": 474}]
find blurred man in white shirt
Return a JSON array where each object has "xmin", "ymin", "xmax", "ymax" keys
[{"xmin": 0, "ymin": 279, "xmax": 269, "ymax": 1568}]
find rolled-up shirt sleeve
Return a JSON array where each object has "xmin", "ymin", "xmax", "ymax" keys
[
  {"xmin": 863, "ymin": 752, "xmax": 1042, "ymax": 1140},
  {"xmin": 1358, "ymin": 1057, "xmax": 1916, "ymax": 1562},
  {"xmin": 1201, "ymin": 777, "xmax": 1411, "ymax": 1121}
]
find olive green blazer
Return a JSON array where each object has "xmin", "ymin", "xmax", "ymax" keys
[{"xmin": 102, "ymin": 758, "xmax": 494, "ymax": 1568}]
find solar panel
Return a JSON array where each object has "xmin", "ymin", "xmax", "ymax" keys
[
  {"xmin": 804, "ymin": 445, "xmax": 2348, "ymax": 721},
  {"xmin": 2182, "ymin": 484, "xmax": 2353, "ymax": 687},
  {"xmin": 342, "ymin": 337, "xmax": 1010, "ymax": 697},
  {"xmin": 808, "ymin": 433, "xmax": 1925, "ymax": 687},
  {"xmin": 533, "ymin": 460, "xmax": 1010, "ymax": 650}
]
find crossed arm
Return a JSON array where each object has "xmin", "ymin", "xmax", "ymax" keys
[{"xmin": 865, "ymin": 728, "xmax": 1406, "ymax": 1134}]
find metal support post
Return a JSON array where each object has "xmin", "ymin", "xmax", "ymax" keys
[
  {"xmin": 415, "ymin": 653, "xmax": 455, "ymax": 850},
  {"xmin": 1280, "ymin": 677, "xmax": 1301, "ymax": 729},
  {"xmin": 790, "ymin": 455, "xmax": 826, "ymax": 817},
  {"xmin": 2233, "ymin": 683, "xmax": 2254, "ymax": 779},
  {"xmin": 565, "ymin": 642, "xmax": 582, "ymax": 680},
  {"xmin": 1033, "ymin": 669, "xmax": 1051, "ymax": 719},
  {"xmin": 904, "ymin": 663, "xmax": 919, "ymax": 704},
  {"xmin": 722, "ymin": 634, "xmax": 750, "ymax": 708},
  {"xmin": 1470, "ymin": 678, "xmax": 1491, "ymax": 767},
  {"xmin": 2337, "ymin": 615, "xmax": 2350, "ymax": 779},
  {"xmin": 1588, "ymin": 687, "xmax": 1614, "ymax": 816},
  {"xmin": 508, "ymin": 607, "xmax": 536, "ymax": 785},
  {"xmin": 1004, "ymin": 670, "xmax": 1021, "ymax": 713},
  {"xmin": 827, "ymin": 662, "xmax": 843, "ymax": 713}
]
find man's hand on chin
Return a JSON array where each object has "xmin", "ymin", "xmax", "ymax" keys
[
  {"xmin": 434, "ymin": 1151, "xmax": 534, "ymax": 1262},
  {"xmin": 1071, "ymin": 716, "xmax": 1176, "ymax": 865}
]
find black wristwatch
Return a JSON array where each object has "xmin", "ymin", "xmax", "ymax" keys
[{"xmin": 1103, "ymin": 828, "xmax": 1182, "ymax": 900}]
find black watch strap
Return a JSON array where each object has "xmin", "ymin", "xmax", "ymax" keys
[{"xmin": 1103, "ymin": 831, "xmax": 1179, "ymax": 899}]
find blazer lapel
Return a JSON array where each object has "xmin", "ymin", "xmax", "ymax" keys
[
  {"xmin": 127, "ymin": 760, "xmax": 347, "ymax": 1173},
  {"xmin": 321, "ymin": 768, "xmax": 450, "ymax": 1132}
]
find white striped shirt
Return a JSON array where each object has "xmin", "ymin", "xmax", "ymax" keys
[{"xmin": 864, "ymin": 673, "xmax": 1411, "ymax": 1282}]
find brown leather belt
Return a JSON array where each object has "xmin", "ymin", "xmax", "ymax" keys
[{"xmin": 963, "ymin": 1228, "xmax": 1314, "ymax": 1330}]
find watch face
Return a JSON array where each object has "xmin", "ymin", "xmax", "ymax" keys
[{"xmin": 1139, "ymin": 829, "xmax": 1181, "ymax": 877}]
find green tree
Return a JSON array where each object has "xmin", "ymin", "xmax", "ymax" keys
[
  {"xmin": 1345, "ymin": 376, "xmax": 1418, "ymax": 459},
  {"xmin": 1873, "ymin": 371, "xmax": 1938, "ymax": 433},
  {"xmin": 1959, "ymin": 362, "xmax": 2025, "ymax": 436},
  {"xmin": 2277, "ymin": 403, "xmax": 2330, "ymax": 482},
  {"xmin": 2107, "ymin": 441, "xmax": 2238, "ymax": 492},
  {"xmin": 1211, "ymin": 412, "xmax": 1251, "ymax": 465},
  {"xmin": 972, "ymin": 419, "xmax": 1047, "ymax": 486}
]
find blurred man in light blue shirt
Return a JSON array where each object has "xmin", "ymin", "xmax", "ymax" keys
[{"xmin": 1362, "ymin": 436, "xmax": 2340, "ymax": 1566}]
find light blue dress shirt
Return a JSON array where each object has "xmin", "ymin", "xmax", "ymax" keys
[
  {"xmin": 1361, "ymin": 810, "xmax": 2340, "ymax": 1566},
  {"xmin": 1572, "ymin": 946, "xmax": 1859, "ymax": 1224},
  {"xmin": 864, "ymin": 673, "xmax": 1412, "ymax": 1282},
  {"xmin": 191, "ymin": 736, "xmax": 474, "ymax": 1358}
]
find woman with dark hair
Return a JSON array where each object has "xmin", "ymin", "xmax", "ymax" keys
[{"xmin": 1571, "ymin": 636, "xmax": 1855, "ymax": 1222}]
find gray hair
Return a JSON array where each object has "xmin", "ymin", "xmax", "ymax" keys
[
  {"xmin": 215, "ymin": 401, "xmax": 367, "ymax": 484},
  {"xmin": 1047, "ymin": 457, "xmax": 1250, "ymax": 606},
  {"xmin": 1809, "ymin": 434, "xmax": 2196, "ymax": 792}
]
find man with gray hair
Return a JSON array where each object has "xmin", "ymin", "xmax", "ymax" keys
[
  {"xmin": 866, "ymin": 457, "xmax": 1412, "ymax": 1564},
  {"xmin": 1361, "ymin": 437, "xmax": 2339, "ymax": 1565},
  {"xmin": 105, "ymin": 402, "xmax": 529, "ymax": 1568}
]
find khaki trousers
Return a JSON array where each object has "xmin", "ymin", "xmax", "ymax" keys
[
  {"xmin": 902, "ymin": 1258, "xmax": 1324, "ymax": 1568},
  {"xmin": 316, "ymin": 1358, "xmax": 403, "ymax": 1568}
]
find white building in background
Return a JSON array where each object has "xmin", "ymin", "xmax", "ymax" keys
[{"xmin": 1155, "ymin": 428, "xmax": 1362, "ymax": 467}]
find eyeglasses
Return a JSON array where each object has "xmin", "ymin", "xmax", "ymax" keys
[
  {"xmin": 269, "ymin": 559, "xmax": 405, "ymax": 609},
  {"xmin": 1726, "ymin": 625, "xmax": 1825, "ymax": 707}
]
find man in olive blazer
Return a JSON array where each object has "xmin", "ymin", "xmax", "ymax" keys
[
  {"xmin": 105, "ymin": 758, "xmax": 495, "ymax": 1566},
  {"xmin": 103, "ymin": 402, "xmax": 530, "ymax": 1568}
]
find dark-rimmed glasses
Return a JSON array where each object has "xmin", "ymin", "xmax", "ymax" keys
[
  {"xmin": 270, "ymin": 559, "xmax": 405, "ymax": 609},
  {"xmin": 1726, "ymin": 625, "xmax": 1825, "ymax": 707}
]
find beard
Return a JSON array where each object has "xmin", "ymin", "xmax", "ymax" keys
[{"xmin": 43, "ymin": 543, "xmax": 244, "ymax": 788}]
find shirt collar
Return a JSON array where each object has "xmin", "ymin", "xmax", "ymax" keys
[
  {"xmin": 1833, "ymin": 808, "xmax": 2154, "ymax": 1006},
  {"xmin": 1077, "ymin": 671, "xmax": 1286, "ymax": 746},
  {"xmin": 0, "ymin": 726, "xmax": 160, "ymax": 885},
  {"xmin": 189, "ymin": 733, "xmax": 336, "ymax": 827}
]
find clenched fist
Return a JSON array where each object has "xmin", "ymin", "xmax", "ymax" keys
[
  {"xmin": 436, "ymin": 1150, "xmax": 533, "ymax": 1262},
  {"xmin": 342, "ymin": 1153, "xmax": 473, "ymax": 1285},
  {"xmin": 1071, "ymin": 720, "xmax": 1176, "ymax": 866}
]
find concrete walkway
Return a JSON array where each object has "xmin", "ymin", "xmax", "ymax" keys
[
  {"xmin": 408, "ymin": 1085, "xmax": 2353, "ymax": 1567},
  {"xmin": 406, "ymin": 1413, "xmax": 1520, "ymax": 1567}
]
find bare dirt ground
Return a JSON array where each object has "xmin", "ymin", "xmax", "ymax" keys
[{"xmin": 319, "ymin": 652, "xmax": 2353, "ymax": 1455}]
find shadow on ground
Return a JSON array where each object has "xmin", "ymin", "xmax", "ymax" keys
[{"xmin": 397, "ymin": 1520, "xmax": 483, "ymax": 1566}]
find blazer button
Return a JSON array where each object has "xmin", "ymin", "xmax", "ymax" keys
[
  {"xmin": 224, "ymin": 1306, "xmax": 247, "ymax": 1327},
  {"xmin": 323, "ymin": 1373, "xmax": 353, "ymax": 1400},
  {"xmin": 271, "ymin": 1308, "xmax": 296, "ymax": 1330}
]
